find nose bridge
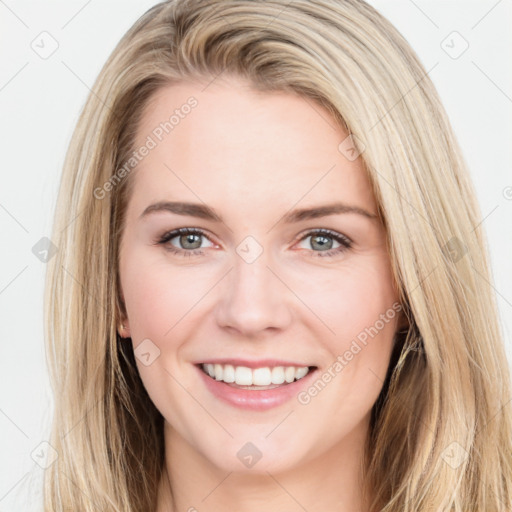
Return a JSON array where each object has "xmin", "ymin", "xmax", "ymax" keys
[{"xmin": 215, "ymin": 237, "xmax": 292, "ymax": 335}]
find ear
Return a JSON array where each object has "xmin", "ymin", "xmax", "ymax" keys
[
  {"xmin": 117, "ymin": 284, "xmax": 131, "ymax": 338},
  {"xmin": 118, "ymin": 317, "xmax": 131, "ymax": 339},
  {"xmin": 396, "ymin": 307, "xmax": 410, "ymax": 333}
]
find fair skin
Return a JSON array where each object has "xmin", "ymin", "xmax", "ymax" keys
[{"xmin": 118, "ymin": 75, "xmax": 403, "ymax": 512}]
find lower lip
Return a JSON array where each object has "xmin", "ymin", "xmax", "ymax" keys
[{"xmin": 196, "ymin": 365, "xmax": 317, "ymax": 411}]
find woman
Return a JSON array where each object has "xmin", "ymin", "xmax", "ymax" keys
[{"xmin": 43, "ymin": 0, "xmax": 512, "ymax": 510}]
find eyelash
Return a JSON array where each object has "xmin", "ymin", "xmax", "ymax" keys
[{"xmin": 155, "ymin": 227, "xmax": 353, "ymax": 258}]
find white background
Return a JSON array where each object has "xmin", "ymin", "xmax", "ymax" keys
[{"xmin": 0, "ymin": 1, "xmax": 511, "ymax": 510}]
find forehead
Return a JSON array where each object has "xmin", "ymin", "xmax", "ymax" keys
[{"xmin": 129, "ymin": 77, "xmax": 376, "ymax": 217}]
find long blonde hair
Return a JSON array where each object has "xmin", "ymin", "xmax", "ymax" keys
[{"xmin": 43, "ymin": 0, "xmax": 512, "ymax": 510}]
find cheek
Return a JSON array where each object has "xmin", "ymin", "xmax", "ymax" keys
[
  {"xmin": 121, "ymin": 254, "xmax": 207, "ymax": 340},
  {"xmin": 295, "ymin": 266, "xmax": 398, "ymax": 434},
  {"xmin": 295, "ymin": 258, "xmax": 398, "ymax": 345},
  {"xmin": 120, "ymin": 255, "xmax": 201, "ymax": 424}
]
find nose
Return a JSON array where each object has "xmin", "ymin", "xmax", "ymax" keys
[{"xmin": 214, "ymin": 247, "xmax": 293, "ymax": 338}]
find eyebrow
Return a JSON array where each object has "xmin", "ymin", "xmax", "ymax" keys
[{"xmin": 139, "ymin": 201, "xmax": 378, "ymax": 223}]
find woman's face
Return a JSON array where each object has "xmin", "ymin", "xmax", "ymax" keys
[{"xmin": 119, "ymin": 76, "xmax": 401, "ymax": 474}]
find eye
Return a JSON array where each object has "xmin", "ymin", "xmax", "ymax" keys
[
  {"xmin": 295, "ymin": 229, "xmax": 352, "ymax": 258},
  {"xmin": 156, "ymin": 227, "xmax": 353, "ymax": 259},
  {"xmin": 156, "ymin": 228, "xmax": 214, "ymax": 257}
]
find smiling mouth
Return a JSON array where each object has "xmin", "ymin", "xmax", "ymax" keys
[{"xmin": 199, "ymin": 363, "xmax": 317, "ymax": 390}]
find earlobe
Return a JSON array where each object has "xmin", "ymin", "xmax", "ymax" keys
[
  {"xmin": 118, "ymin": 320, "xmax": 130, "ymax": 339},
  {"xmin": 396, "ymin": 308, "xmax": 411, "ymax": 333}
]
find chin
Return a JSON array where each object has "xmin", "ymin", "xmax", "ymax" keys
[{"xmin": 200, "ymin": 436, "xmax": 308, "ymax": 475}]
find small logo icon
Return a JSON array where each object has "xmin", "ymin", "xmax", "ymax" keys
[
  {"xmin": 442, "ymin": 236, "xmax": 468, "ymax": 263},
  {"xmin": 30, "ymin": 441, "xmax": 59, "ymax": 469},
  {"xmin": 440, "ymin": 31, "xmax": 469, "ymax": 59},
  {"xmin": 441, "ymin": 441, "xmax": 469, "ymax": 469},
  {"xmin": 503, "ymin": 186, "xmax": 512, "ymax": 201},
  {"xmin": 32, "ymin": 236, "xmax": 58, "ymax": 263},
  {"xmin": 236, "ymin": 236, "xmax": 263, "ymax": 264},
  {"xmin": 236, "ymin": 442, "xmax": 263, "ymax": 468},
  {"xmin": 338, "ymin": 134, "xmax": 365, "ymax": 161},
  {"xmin": 134, "ymin": 338, "xmax": 161, "ymax": 366},
  {"xmin": 30, "ymin": 31, "xmax": 59, "ymax": 60}
]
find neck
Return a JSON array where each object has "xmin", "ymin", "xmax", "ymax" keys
[{"xmin": 156, "ymin": 418, "xmax": 372, "ymax": 512}]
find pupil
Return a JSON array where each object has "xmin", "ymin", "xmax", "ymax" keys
[
  {"xmin": 312, "ymin": 235, "xmax": 332, "ymax": 250},
  {"xmin": 182, "ymin": 233, "xmax": 200, "ymax": 249}
]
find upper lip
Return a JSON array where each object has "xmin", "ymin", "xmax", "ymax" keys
[{"xmin": 196, "ymin": 358, "xmax": 316, "ymax": 369}]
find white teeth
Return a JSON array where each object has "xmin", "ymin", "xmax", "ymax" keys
[
  {"xmin": 252, "ymin": 367, "xmax": 272, "ymax": 386},
  {"xmin": 206, "ymin": 363, "xmax": 215, "ymax": 378},
  {"xmin": 295, "ymin": 367, "xmax": 309, "ymax": 380},
  {"xmin": 271, "ymin": 366, "xmax": 285, "ymax": 384},
  {"xmin": 235, "ymin": 366, "xmax": 253, "ymax": 385},
  {"xmin": 201, "ymin": 363, "xmax": 311, "ymax": 386},
  {"xmin": 223, "ymin": 364, "xmax": 235, "ymax": 383},
  {"xmin": 284, "ymin": 366, "xmax": 295, "ymax": 383}
]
